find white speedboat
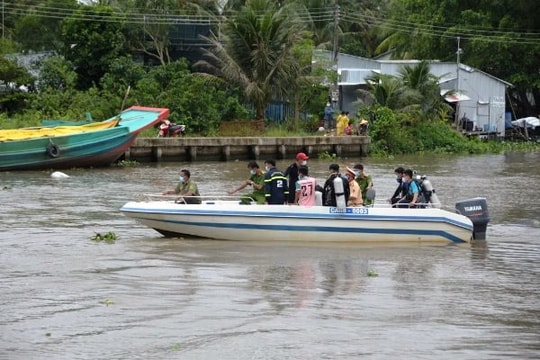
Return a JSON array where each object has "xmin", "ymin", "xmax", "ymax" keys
[{"xmin": 120, "ymin": 197, "xmax": 489, "ymax": 244}]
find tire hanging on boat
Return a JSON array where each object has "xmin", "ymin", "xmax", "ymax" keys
[{"xmin": 46, "ymin": 141, "xmax": 60, "ymax": 158}]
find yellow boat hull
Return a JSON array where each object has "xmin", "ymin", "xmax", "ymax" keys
[{"xmin": 0, "ymin": 118, "xmax": 120, "ymax": 141}]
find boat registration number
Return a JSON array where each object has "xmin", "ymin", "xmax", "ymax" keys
[{"xmin": 329, "ymin": 207, "xmax": 369, "ymax": 214}]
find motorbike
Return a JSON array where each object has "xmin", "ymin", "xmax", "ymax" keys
[{"xmin": 157, "ymin": 120, "xmax": 186, "ymax": 137}]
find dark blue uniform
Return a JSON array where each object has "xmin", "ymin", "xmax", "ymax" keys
[{"xmin": 264, "ymin": 168, "xmax": 289, "ymax": 204}]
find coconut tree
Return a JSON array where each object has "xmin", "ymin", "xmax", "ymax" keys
[
  {"xmin": 196, "ymin": 0, "xmax": 307, "ymax": 120},
  {"xmin": 398, "ymin": 60, "xmax": 451, "ymax": 121},
  {"xmin": 356, "ymin": 73, "xmax": 420, "ymax": 112}
]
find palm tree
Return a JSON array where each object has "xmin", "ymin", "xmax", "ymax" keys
[
  {"xmin": 196, "ymin": 0, "xmax": 306, "ymax": 120},
  {"xmin": 356, "ymin": 73, "xmax": 420, "ymax": 112},
  {"xmin": 398, "ymin": 61, "xmax": 451, "ymax": 121}
]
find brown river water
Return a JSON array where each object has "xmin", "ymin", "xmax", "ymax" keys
[{"xmin": 1, "ymin": 152, "xmax": 539, "ymax": 359}]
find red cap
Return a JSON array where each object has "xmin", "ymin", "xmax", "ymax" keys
[{"xmin": 296, "ymin": 152, "xmax": 309, "ymax": 161}]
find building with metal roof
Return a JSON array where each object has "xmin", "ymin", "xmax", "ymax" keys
[{"xmin": 314, "ymin": 50, "xmax": 512, "ymax": 137}]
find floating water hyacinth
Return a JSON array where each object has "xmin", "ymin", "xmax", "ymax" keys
[{"xmin": 91, "ymin": 231, "xmax": 118, "ymax": 244}]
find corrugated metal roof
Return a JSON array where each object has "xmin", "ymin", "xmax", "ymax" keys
[{"xmin": 338, "ymin": 69, "xmax": 380, "ymax": 85}]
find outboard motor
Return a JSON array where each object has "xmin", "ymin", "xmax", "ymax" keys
[{"xmin": 455, "ymin": 197, "xmax": 490, "ymax": 240}]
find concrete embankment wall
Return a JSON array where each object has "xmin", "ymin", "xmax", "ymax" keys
[{"xmin": 125, "ymin": 136, "xmax": 370, "ymax": 162}]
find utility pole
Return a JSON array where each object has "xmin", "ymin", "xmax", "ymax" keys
[
  {"xmin": 454, "ymin": 36, "xmax": 463, "ymax": 128},
  {"xmin": 331, "ymin": 3, "xmax": 340, "ymax": 108},
  {"xmin": 2, "ymin": 0, "xmax": 4, "ymax": 40}
]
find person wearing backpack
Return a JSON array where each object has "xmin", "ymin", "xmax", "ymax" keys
[
  {"xmin": 322, "ymin": 163, "xmax": 350, "ymax": 207},
  {"xmin": 395, "ymin": 169, "xmax": 419, "ymax": 208}
]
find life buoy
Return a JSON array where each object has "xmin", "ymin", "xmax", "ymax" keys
[{"xmin": 46, "ymin": 142, "xmax": 60, "ymax": 158}]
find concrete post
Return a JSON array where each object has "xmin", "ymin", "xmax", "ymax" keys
[
  {"xmin": 152, "ymin": 146, "xmax": 162, "ymax": 162},
  {"xmin": 251, "ymin": 145, "xmax": 260, "ymax": 159},
  {"xmin": 188, "ymin": 146, "xmax": 197, "ymax": 161},
  {"xmin": 279, "ymin": 144, "xmax": 286, "ymax": 159},
  {"xmin": 223, "ymin": 145, "xmax": 230, "ymax": 161}
]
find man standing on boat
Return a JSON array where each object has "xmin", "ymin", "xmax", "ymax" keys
[
  {"xmin": 354, "ymin": 164, "xmax": 374, "ymax": 206},
  {"xmin": 294, "ymin": 166, "xmax": 317, "ymax": 206},
  {"xmin": 227, "ymin": 161, "xmax": 265, "ymax": 204},
  {"xmin": 345, "ymin": 167, "xmax": 363, "ymax": 207},
  {"xmin": 163, "ymin": 169, "xmax": 201, "ymax": 204},
  {"xmin": 284, "ymin": 152, "xmax": 309, "ymax": 204},
  {"xmin": 264, "ymin": 159, "xmax": 289, "ymax": 205},
  {"xmin": 322, "ymin": 163, "xmax": 350, "ymax": 207}
]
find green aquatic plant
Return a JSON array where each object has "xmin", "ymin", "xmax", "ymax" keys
[
  {"xmin": 91, "ymin": 231, "xmax": 118, "ymax": 244},
  {"xmin": 317, "ymin": 151, "xmax": 337, "ymax": 160},
  {"xmin": 115, "ymin": 160, "xmax": 139, "ymax": 167},
  {"xmin": 102, "ymin": 299, "xmax": 115, "ymax": 306},
  {"xmin": 367, "ymin": 269, "xmax": 378, "ymax": 277}
]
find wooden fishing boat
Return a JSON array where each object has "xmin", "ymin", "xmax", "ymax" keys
[
  {"xmin": 0, "ymin": 106, "xmax": 169, "ymax": 171},
  {"xmin": 0, "ymin": 118, "xmax": 120, "ymax": 141}
]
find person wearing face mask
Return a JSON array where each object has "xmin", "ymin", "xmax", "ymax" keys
[
  {"xmin": 294, "ymin": 166, "xmax": 317, "ymax": 206},
  {"xmin": 353, "ymin": 163, "xmax": 374, "ymax": 206},
  {"xmin": 284, "ymin": 152, "xmax": 309, "ymax": 204},
  {"xmin": 345, "ymin": 167, "xmax": 363, "ymax": 207},
  {"xmin": 395, "ymin": 169, "xmax": 419, "ymax": 208},
  {"xmin": 264, "ymin": 159, "xmax": 289, "ymax": 205},
  {"xmin": 389, "ymin": 166, "xmax": 408, "ymax": 205},
  {"xmin": 227, "ymin": 161, "xmax": 265, "ymax": 204},
  {"xmin": 322, "ymin": 163, "xmax": 350, "ymax": 207},
  {"xmin": 162, "ymin": 169, "xmax": 201, "ymax": 204}
]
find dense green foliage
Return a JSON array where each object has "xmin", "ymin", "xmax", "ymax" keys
[
  {"xmin": 0, "ymin": 0, "xmax": 539, "ymax": 154},
  {"xmin": 0, "ymin": 57, "xmax": 250, "ymax": 135},
  {"xmin": 359, "ymin": 105, "xmax": 540, "ymax": 156}
]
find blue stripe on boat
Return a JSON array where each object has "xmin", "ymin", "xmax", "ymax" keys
[
  {"xmin": 121, "ymin": 206, "xmax": 473, "ymax": 231},
  {"xmin": 142, "ymin": 218, "xmax": 467, "ymax": 243}
]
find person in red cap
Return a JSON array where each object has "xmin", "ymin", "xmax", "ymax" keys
[{"xmin": 284, "ymin": 152, "xmax": 309, "ymax": 203}]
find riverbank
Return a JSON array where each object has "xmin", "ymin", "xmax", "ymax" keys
[{"xmin": 125, "ymin": 135, "xmax": 371, "ymax": 162}]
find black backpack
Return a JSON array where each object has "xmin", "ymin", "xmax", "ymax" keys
[{"xmin": 322, "ymin": 174, "xmax": 350, "ymax": 207}]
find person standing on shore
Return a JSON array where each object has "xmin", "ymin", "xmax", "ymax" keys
[
  {"xmin": 284, "ymin": 152, "xmax": 309, "ymax": 204},
  {"xmin": 323, "ymin": 102, "xmax": 334, "ymax": 130},
  {"xmin": 264, "ymin": 159, "xmax": 289, "ymax": 205}
]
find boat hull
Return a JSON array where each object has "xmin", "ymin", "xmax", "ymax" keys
[
  {"xmin": 0, "ymin": 106, "xmax": 169, "ymax": 171},
  {"xmin": 120, "ymin": 201, "xmax": 474, "ymax": 244}
]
